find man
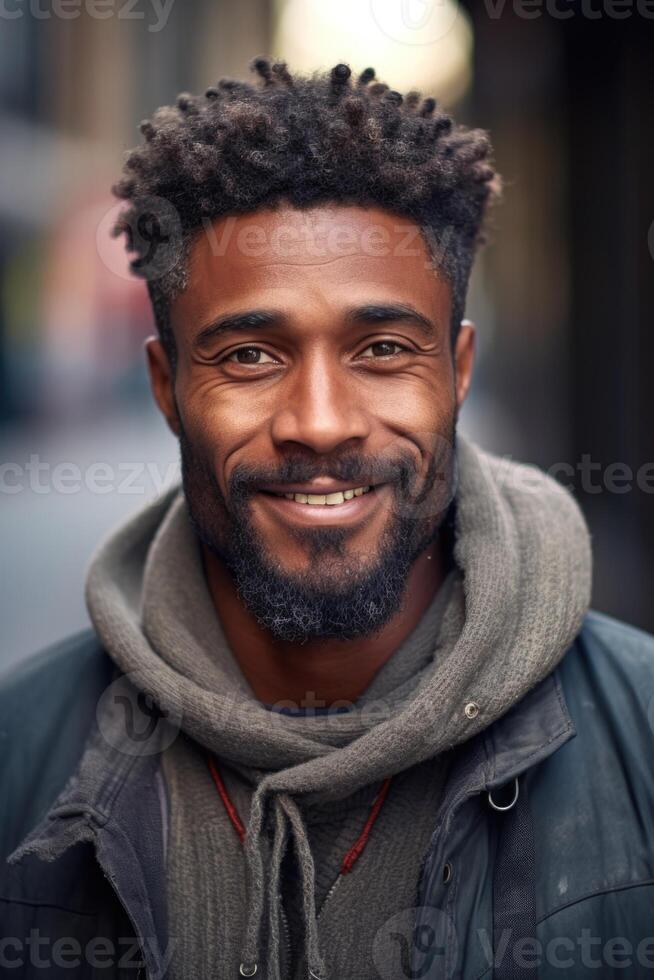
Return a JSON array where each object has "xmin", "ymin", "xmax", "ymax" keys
[{"xmin": 1, "ymin": 58, "xmax": 654, "ymax": 980}]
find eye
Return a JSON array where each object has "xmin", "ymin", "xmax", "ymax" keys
[
  {"xmin": 358, "ymin": 340, "xmax": 408, "ymax": 358},
  {"xmin": 225, "ymin": 346, "xmax": 277, "ymax": 365}
]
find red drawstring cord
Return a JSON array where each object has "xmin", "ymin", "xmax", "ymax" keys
[
  {"xmin": 208, "ymin": 754, "xmax": 247, "ymax": 844},
  {"xmin": 207, "ymin": 754, "xmax": 392, "ymax": 875},
  {"xmin": 340, "ymin": 776, "xmax": 392, "ymax": 874}
]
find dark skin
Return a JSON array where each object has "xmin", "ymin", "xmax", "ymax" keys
[{"xmin": 146, "ymin": 204, "xmax": 475, "ymax": 706}]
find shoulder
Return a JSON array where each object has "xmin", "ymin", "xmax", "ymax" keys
[
  {"xmin": 0, "ymin": 628, "xmax": 115, "ymax": 735},
  {"xmin": 559, "ymin": 609, "xmax": 654, "ymax": 719},
  {"xmin": 530, "ymin": 611, "xmax": 654, "ymax": 928},
  {"xmin": 555, "ymin": 609, "xmax": 654, "ymax": 767},
  {"xmin": 578, "ymin": 607, "xmax": 654, "ymax": 663},
  {"xmin": 0, "ymin": 629, "xmax": 115, "ymax": 860}
]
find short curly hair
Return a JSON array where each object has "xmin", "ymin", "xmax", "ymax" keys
[{"xmin": 113, "ymin": 57, "xmax": 500, "ymax": 366}]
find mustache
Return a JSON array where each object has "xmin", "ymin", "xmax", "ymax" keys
[{"xmin": 228, "ymin": 450, "xmax": 420, "ymax": 499}]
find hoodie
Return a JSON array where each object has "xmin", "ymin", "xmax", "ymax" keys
[{"xmin": 84, "ymin": 433, "xmax": 592, "ymax": 979}]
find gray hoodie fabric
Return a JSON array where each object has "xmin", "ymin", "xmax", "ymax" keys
[
  {"xmin": 159, "ymin": 564, "xmax": 462, "ymax": 979},
  {"xmin": 84, "ymin": 434, "xmax": 592, "ymax": 980}
]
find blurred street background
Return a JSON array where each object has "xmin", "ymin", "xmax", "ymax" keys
[{"xmin": 1, "ymin": 0, "xmax": 653, "ymax": 668}]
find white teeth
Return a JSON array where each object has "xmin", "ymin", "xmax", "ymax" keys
[{"xmin": 274, "ymin": 486, "xmax": 372, "ymax": 505}]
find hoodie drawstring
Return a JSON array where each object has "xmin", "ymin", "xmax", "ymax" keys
[
  {"xmin": 208, "ymin": 754, "xmax": 392, "ymax": 979},
  {"xmin": 278, "ymin": 794, "xmax": 325, "ymax": 979}
]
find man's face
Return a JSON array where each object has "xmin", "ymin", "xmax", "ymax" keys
[{"xmin": 148, "ymin": 203, "xmax": 474, "ymax": 640}]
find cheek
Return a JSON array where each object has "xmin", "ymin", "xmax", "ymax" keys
[
  {"xmin": 376, "ymin": 392, "xmax": 455, "ymax": 497},
  {"xmin": 366, "ymin": 373, "xmax": 456, "ymax": 451},
  {"xmin": 178, "ymin": 379, "xmax": 271, "ymax": 489}
]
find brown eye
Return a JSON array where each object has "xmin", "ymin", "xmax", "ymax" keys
[
  {"xmin": 227, "ymin": 346, "xmax": 275, "ymax": 364},
  {"xmin": 359, "ymin": 341, "xmax": 405, "ymax": 358}
]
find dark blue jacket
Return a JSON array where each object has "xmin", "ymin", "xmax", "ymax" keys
[{"xmin": 1, "ymin": 611, "xmax": 654, "ymax": 978}]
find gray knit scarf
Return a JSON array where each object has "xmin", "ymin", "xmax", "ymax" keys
[{"xmin": 85, "ymin": 434, "xmax": 592, "ymax": 980}]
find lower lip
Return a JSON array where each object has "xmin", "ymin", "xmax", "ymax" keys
[{"xmin": 255, "ymin": 486, "xmax": 387, "ymax": 528}]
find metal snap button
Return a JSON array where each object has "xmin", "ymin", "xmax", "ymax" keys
[
  {"xmin": 464, "ymin": 700, "xmax": 480, "ymax": 719},
  {"xmin": 443, "ymin": 861, "xmax": 453, "ymax": 884},
  {"xmin": 240, "ymin": 965, "xmax": 258, "ymax": 977}
]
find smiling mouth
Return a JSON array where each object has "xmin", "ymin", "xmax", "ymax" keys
[{"xmin": 263, "ymin": 485, "xmax": 373, "ymax": 506}]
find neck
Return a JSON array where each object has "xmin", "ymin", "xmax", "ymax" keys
[{"xmin": 201, "ymin": 541, "xmax": 447, "ymax": 707}]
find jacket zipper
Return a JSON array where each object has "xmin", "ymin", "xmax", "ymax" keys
[
  {"xmin": 279, "ymin": 875, "xmax": 340, "ymax": 978},
  {"xmin": 277, "ymin": 877, "xmax": 341, "ymax": 980},
  {"xmin": 317, "ymin": 873, "xmax": 343, "ymax": 921},
  {"xmin": 280, "ymin": 894, "xmax": 292, "ymax": 974},
  {"xmin": 99, "ymin": 865, "xmax": 150, "ymax": 979}
]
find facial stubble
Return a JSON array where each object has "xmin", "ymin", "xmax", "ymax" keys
[{"xmin": 179, "ymin": 425, "xmax": 457, "ymax": 642}]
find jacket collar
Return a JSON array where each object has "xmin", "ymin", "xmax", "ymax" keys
[
  {"xmin": 8, "ymin": 673, "xmax": 171, "ymax": 979},
  {"xmin": 10, "ymin": 633, "xmax": 577, "ymax": 870},
  {"xmin": 7, "ymin": 642, "xmax": 578, "ymax": 979},
  {"xmin": 483, "ymin": 661, "xmax": 576, "ymax": 790}
]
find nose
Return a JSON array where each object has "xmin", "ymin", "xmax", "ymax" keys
[{"xmin": 270, "ymin": 352, "xmax": 371, "ymax": 454}]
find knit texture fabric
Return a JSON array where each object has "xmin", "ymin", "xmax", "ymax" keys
[
  {"xmin": 160, "ymin": 569, "xmax": 460, "ymax": 979},
  {"xmin": 84, "ymin": 433, "xmax": 592, "ymax": 979},
  {"xmin": 162, "ymin": 736, "xmax": 452, "ymax": 979}
]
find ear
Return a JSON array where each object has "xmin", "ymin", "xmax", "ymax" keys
[
  {"xmin": 453, "ymin": 320, "xmax": 475, "ymax": 410},
  {"xmin": 145, "ymin": 336, "xmax": 180, "ymax": 437}
]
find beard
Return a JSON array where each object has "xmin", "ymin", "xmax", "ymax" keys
[{"xmin": 179, "ymin": 425, "xmax": 458, "ymax": 643}]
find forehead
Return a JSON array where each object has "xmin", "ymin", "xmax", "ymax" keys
[{"xmin": 174, "ymin": 203, "xmax": 450, "ymax": 324}]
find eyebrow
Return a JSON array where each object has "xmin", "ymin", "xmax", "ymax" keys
[
  {"xmin": 345, "ymin": 304, "xmax": 436, "ymax": 337},
  {"xmin": 192, "ymin": 302, "xmax": 437, "ymax": 350},
  {"xmin": 193, "ymin": 309, "xmax": 281, "ymax": 350}
]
